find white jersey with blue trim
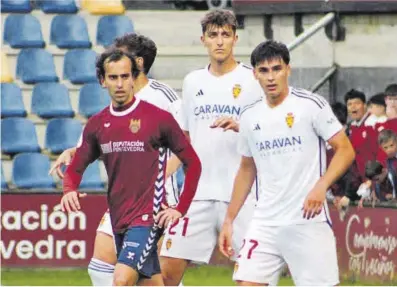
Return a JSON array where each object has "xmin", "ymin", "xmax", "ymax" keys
[
  {"xmin": 180, "ymin": 63, "xmax": 263, "ymax": 202},
  {"xmin": 238, "ymin": 87, "xmax": 342, "ymax": 225},
  {"xmin": 135, "ymin": 79, "xmax": 182, "ymax": 206}
]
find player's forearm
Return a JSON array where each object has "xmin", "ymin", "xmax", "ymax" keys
[
  {"xmin": 225, "ymin": 164, "xmax": 256, "ymax": 224},
  {"xmin": 321, "ymin": 142, "xmax": 355, "ymax": 191},
  {"xmin": 166, "ymin": 155, "xmax": 182, "ymax": 179},
  {"xmin": 63, "ymin": 160, "xmax": 83, "ymax": 194},
  {"xmin": 175, "ymin": 147, "xmax": 202, "ymax": 216}
]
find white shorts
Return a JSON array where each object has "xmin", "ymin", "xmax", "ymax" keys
[
  {"xmin": 233, "ymin": 221, "xmax": 339, "ymax": 286},
  {"xmin": 160, "ymin": 200, "xmax": 254, "ymax": 264},
  {"xmin": 96, "ymin": 210, "xmax": 114, "ymax": 237}
]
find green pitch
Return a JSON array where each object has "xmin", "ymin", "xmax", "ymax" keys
[{"xmin": 0, "ymin": 266, "xmax": 392, "ymax": 286}]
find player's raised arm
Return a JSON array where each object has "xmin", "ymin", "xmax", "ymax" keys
[{"xmin": 62, "ymin": 119, "xmax": 101, "ymax": 213}]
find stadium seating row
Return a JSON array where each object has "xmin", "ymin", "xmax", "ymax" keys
[
  {"xmin": 3, "ymin": 14, "xmax": 134, "ymax": 49},
  {"xmin": 1, "ymin": 83, "xmax": 110, "ymax": 118},
  {"xmin": 1, "ymin": 0, "xmax": 125, "ymax": 15},
  {"xmin": 5, "ymin": 48, "xmax": 96, "ymax": 84},
  {"xmin": 1, "ymin": 154, "xmax": 104, "ymax": 191},
  {"xmin": 2, "ymin": 117, "xmax": 81, "ymax": 155}
]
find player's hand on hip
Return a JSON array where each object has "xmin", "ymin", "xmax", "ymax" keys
[
  {"xmin": 60, "ymin": 191, "xmax": 87, "ymax": 213},
  {"xmin": 210, "ymin": 116, "xmax": 239, "ymax": 132},
  {"xmin": 49, "ymin": 148, "xmax": 75, "ymax": 179},
  {"xmin": 302, "ymin": 180, "xmax": 327, "ymax": 219},
  {"xmin": 219, "ymin": 220, "xmax": 234, "ymax": 258},
  {"xmin": 154, "ymin": 208, "xmax": 182, "ymax": 228}
]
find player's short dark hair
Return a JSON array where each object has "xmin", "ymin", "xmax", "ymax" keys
[
  {"xmin": 344, "ymin": 89, "xmax": 366, "ymax": 104},
  {"xmin": 385, "ymin": 83, "xmax": 397, "ymax": 97},
  {"xmin": 378, "ymin": 129, "xmax": 397, "ymax": 146},
  {"xmin": 368, "ymin": 92, "xmax": 386, "ymax": 107},
  {"xmin": 365, "ymin": 160, "xmax": 384, "ymax": 180},
  {"xmin": 250, "ymin": 40, "xmax": 290, "ymax": 68},
  {"xmin": 201, "ymin": 9, "xmax": 237, "ymax": 34},
  {"xmin": 331, "ymin": 102, "xmax": 348, "ymax": 125},
  {"xmin": 113, "ymin": 33, "xmax": 157, "ymax": 75},
  {"xmin": 96, "ymin": 49, "xmax": 140, "ymax": 82}
]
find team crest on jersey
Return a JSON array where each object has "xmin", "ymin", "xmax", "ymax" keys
[
  {"xmin": 232, "ymin": 84, "xmax": 242, "ymax": 98},
  {"xmin": 166, "ymin": 239, "xmax": 172, "ymax": 250},
  {"xmin": 286, "ymin": 113, "xmax": 294, "ymax": 128},
  {"xmin": 129, "ymin": 119, "xmax": 141, "ymax": 133}
]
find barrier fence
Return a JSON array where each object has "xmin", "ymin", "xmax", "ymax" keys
[{"xmin": 1, "ymin": 192, "xmax": 396, "ymax": 283}]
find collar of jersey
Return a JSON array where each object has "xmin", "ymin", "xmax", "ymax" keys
[{"xmin": 109, "ymin": 97, "xmax": 141, "ymax": 117}]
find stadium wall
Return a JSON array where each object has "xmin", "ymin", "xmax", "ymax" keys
[{"xmin": 1, "ymin": 192, "xmax": 396, "ymax": 284}]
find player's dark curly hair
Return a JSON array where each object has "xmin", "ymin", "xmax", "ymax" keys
[
  {"xmin": 113, "ymin": 33, "xmax": 157, "ymax": 75},
  {"xmin": 385, "ymin": 83, "xmax": 397, "ymax": 97},
  {"xmin": 96, "ymin": 49, "xmax": 140, "ymax": 82},
  {"xmin": 250, "ymin": 40, "xmax": 290, "ymax": 67},
  {"xmin": 201, "ymin": 9, "xmax": 237, "ymax": 34}
]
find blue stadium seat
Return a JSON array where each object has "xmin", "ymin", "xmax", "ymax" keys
[
  {"xmin": 3, "ymin": 15, "xmax": 45, "ymax": 48},
  {"xmin": 16, "ymin": 49, "xmax": 59, "ymax": 84},
  {"xmin": 12, "ymin": 153, "xmax": 56, "ymax": 190},
  {"xmin": 45, "ymin": 118, "xmax": 82, "ymax": 154},
  {"xmin": 64, "ymin": 49, "xmax": 97, "ymax": 84},
  {"xmin": 79, "ymin": 83, "xmax": 111, "ymax": 117},
  {"xmin": 79, "ymin": 161, "xmax": 105, "ymax": 191},
  {"xmin": 1, "ymin": 164, "xmax": 8, "ymax": 190},
  {"xmin": 1, "ymin": 118, "xmax": 41, "ymax": 154},
  {"xmin": 31, "ymin": 83, "xmax": 74, "ymax": 118},
  {"xmin": 38, "ymin": 0, "xmax": 78, "ymax": 14},
  {"xmin": 1, "ymin": 83, "xmax": 27, "ymax": 118},
  {"xmin": 1, "ymin": 0, "xmax": 32, "ymax": 13},
  {"xmin": 97, "ymin": 16, "xmax": 134, "ymax": 47},
  {"xmin": 50, "ymin": 15, "xmax": 91, "ymax": 49}
]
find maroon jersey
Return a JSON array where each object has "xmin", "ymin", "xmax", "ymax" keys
[{"xmin": 63, "ymin": 98, "xmax": 201, "ymax": 233}]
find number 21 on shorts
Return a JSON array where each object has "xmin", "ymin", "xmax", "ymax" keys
[
  {"xmin": 168, "ymin": 217, "xmax": 190, "ymax": 237},
  {"xmin": 238, "ymin": 239, "xmax": 258, "ymax": 259}
]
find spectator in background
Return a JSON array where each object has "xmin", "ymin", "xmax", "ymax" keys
[
  {"xmin": 385, "ymin": 84, "xmax": 397, "ymax": 119},
  {"xmin": 365, "ymin": 92, "xmax": 387, "ymax": 127},
  {"xmin": 345, "ymin": 89, "xmax": 377, "ymax": 186},
  {"xmin": 328, "ymin": 102, "xmax": 359, "ymax": 219},
  {"xmin": 378, "ymin": 129, "xmax": 397, "ymax": 200},
  {"xmin": 361, "ymin": 161, "xmax": 394, "ymax": 208}
]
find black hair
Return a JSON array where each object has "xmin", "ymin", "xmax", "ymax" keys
[
  {"xmin": 201, "ymin": 9, "xmax": 237, "ymax": 34},
  {"xmin": 250, "ymin": 40, "xmax": 290, "ymax": 68},
  {"xmin": 365, "ymin": 160, "xmax": 384, "ymax": 180},
  {"xmin": 96, "ymin": 49, "xmax": 140, "ymax": 82},
  {"xmin": 368, "ymin": 92, "xmax": 386, "ymax": 107},
  {"xmin": 385, "ymin": 83, "xmax": 397, "ymax": 97},
  {"xmin": 113, "ymin": 33, "xmax": 157, "ymax": 74},
  {"xmin": 331, "ymin": 102, "xmax": 348, "ymax": 125},
  {"xmin": 344, "ymin": 89, "xmax": 366, "ymax": 104}
]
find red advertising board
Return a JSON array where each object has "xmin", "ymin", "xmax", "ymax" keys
[
  {"xmin": 1, "ymin": 193, "xmax": 107, "ymax": 267},
  {"xmin": 1, "ymin": 193, "xmax": 397, "ymax": 284},
  {"xmin": 330, "ymin": 206, "xmax": 397, "ymax": 283}
]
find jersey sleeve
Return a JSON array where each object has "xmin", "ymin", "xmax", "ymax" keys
[
  {"xmin": 63, "ymin": 118, "xmax": 101, "ymax": 193},
  {"xmin": 312, "ymin": 97, "xmax": 343, "ymax": 141},
  {"xmin": 180, "ymin": 76, "xmax": 190, "ymax": 132},
  {"xmin": 167, "ymin": 98, "xmax": 183, "ymax": 128},
  {"xmin": 237, "ymin": 116, "xmax": 253, "ymax": 157}
]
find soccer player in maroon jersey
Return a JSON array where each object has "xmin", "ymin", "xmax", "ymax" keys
[{"xmin": 60, "ymin": 49, "xmax": 201, "ymax": 286}]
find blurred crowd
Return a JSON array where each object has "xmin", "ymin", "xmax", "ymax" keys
[{"xmin": 327, "ymin": 83, "xmax": 397, "ymax": 217}]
